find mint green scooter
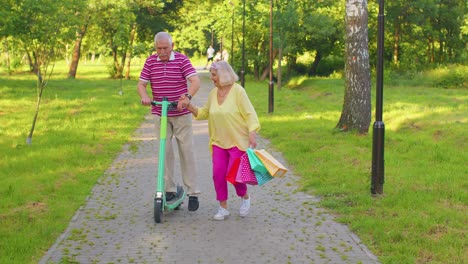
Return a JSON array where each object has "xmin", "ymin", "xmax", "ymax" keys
[{"xmin": 151, "ymin": 97, "xmax": 186, "ymax": 223}]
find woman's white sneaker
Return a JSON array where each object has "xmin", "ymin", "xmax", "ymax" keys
[
  {"xmin": 213, "ymin": 207, "xmax": 230, "ymax": 220},
  {"xmin": 239, "ymin": 197, "xmax": 251, "ymax": 217}
]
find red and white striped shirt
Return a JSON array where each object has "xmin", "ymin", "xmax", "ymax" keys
[{"xmin": 139, "ymin": 51, "xmax": 197, "ymax": 116}]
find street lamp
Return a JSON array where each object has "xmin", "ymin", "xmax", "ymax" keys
[
  {"xmin": 371, "ymin": 0, "xmax": 385, "ymax": 196},
  {"xmin": 268, "ymin": 0, "xmax": 274, "ymax": 113},
  {"xmin": 241, "ymin": 0, "xmax": 245, "ymax": 88}
]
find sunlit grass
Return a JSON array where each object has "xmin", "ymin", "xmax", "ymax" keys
[
  {"xmin": 0, "ymin": 64, "xmax": 147, "ymax": 263},
  {"xmin": 246, "ymin": 67, "xmax": 467, "ymax": 264},
  {"xmin": 0, "ymin": 63, "xmax": 466, "ymax": 264}
]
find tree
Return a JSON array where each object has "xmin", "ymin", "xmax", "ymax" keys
[
  {"xmin": 93, "ymin": 1, "xmax": 135, "ymax": 79},
  {"xmin": 336, "ymin": 0, "xmax": 371, "ymax": 133},
  {"xmin": 3, "ymin": 0, "xmax": 79, "ymax": 144},
  {"xmin": 67, "ymin": 0, "xmax": 90, "ymax": 79}
]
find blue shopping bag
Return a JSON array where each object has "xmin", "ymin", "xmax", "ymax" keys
[{"xmin": 254, "ymin": 170, "xmax": 274, "ymax": 186}]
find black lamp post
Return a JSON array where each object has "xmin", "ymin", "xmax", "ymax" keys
[
  {"xmin": 241, "ymin": 0, "xmax": 245, "ymax": 88},
  {"xmin": 268, "ymin": 0, "xmax": 274, "ymax": 113},
  {"xmin": 371, "ymin": 0, "xmax": 385, "ymax": 196}
]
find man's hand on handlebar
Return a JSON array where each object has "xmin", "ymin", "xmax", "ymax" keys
[{"xmin": 140, "ymin": 96, "xmax": 152, "ymax": 106}]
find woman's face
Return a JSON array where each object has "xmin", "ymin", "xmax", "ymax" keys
[{"xmin": 210, "ymin": 70, "xmax": 220, "ymax": 87}]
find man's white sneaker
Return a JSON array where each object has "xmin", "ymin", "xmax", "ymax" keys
[
  {"xmin": 213, "ymin": 207, "xmax": 230, "ymax": 220},
  {"xmin": 239, "ymin": 197, "xmax": 251, "ymax": 217}
]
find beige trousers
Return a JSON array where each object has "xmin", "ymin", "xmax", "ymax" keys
[{"xmin": 154, "ymin": 114, "xmax": 200, "ymax": 196}]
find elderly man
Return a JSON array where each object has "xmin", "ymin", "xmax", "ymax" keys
[{"xmin": 137, "ymin": 32, "xmax": 201, "ymax": 211}]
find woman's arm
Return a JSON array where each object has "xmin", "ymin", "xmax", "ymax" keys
[{"xmin": 185, "ymin": 101, "xmax": 199, "ymax": 117}]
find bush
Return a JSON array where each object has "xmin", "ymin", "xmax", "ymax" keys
[
  {"xmin": 431, "ymin": 64, "xmax": 467, "ymax": 89},
  {"xmin": 315, "ymin": 55, "xmax": 344, "ymax": 77}
]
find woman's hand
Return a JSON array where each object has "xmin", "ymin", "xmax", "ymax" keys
[
  {"xmin": 177, "ymin": 94, "xmax": 191, "ymax": 111},
  {"xmin": 249, "ymin": 131, "xmax": 257, "ymax": 149}
]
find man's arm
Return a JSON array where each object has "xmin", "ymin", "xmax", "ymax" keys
[
  {"xmin": 186, "ymin": 74, "xmax": 200, "ymax": 97},
  {"xmin": 178, "ymin": 74, "xmax": 200, "ymax": 111},
  {"xmin": 137, "ymin": 80, "xmax": 152, "ymax": 105}
]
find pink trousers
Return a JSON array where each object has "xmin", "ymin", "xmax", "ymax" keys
[{"xmin": 212, "ymin": 145, "xmax": 247, "ymax": 201}]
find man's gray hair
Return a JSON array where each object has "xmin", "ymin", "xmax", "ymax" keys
[{"xmin": 154, "ymin": 32, "xmax": 173, "ymax": 45}]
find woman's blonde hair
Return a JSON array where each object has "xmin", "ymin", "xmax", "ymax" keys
[{"xmin": 210, "ymin": 61, "xmax": 239, "ymax": 86}]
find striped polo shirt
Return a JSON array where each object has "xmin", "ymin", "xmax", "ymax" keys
[{"xmin": 139, "ymin": 51, "xmax": 197, "ymax": 116}]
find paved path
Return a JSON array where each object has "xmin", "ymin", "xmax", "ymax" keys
[{"xmin": 40, "ymin": 69, "xmax": 380, "ymax": 264}]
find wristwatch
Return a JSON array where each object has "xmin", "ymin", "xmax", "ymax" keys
[{"xmin": 184, "ymin": 93, "xmax": 192, "ymax": 100}]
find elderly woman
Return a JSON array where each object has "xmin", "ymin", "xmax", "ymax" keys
[{"xmin": 182, "ymin": 60, "xmax": 260, "ymax": 220}]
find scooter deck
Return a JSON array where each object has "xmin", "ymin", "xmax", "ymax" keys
[{"xmin": 165, "ymin": 186, "xmax": 186, "ymax": 210}]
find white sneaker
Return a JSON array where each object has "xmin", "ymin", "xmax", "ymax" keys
[
  {"xmin": 213, "ymin": 207, "xmax": 230, "ymax": 220},
  {"xmin": 239, "ymin": 197, "xmax": 251, "ymax": 217}
]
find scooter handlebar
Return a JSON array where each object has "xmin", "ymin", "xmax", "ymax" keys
[{"xmin": 150, "ymin": 100, "xmax": 179, "ymax": 111}]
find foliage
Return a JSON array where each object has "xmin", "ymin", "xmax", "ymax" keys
[
  {"xmin": 0, "ymin": 0, "xmax": 466, "ymax": 79},
  {"xmin": 430, "ymin": 64, "xmax": 468, "ymax": 89}
]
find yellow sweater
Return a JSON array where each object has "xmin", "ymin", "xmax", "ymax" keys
[{"xmin": 195, "ymin": 83, "xmax": 260, "ymax": 152}]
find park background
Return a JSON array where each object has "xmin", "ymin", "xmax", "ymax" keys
[{"xmin": 1, "ymin": 0, "xmax": 467, "ymax": 263}]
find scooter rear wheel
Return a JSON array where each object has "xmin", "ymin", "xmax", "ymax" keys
[{"xmin": 154, "ymin": 199, "xmax": 163, "ymax": 223}]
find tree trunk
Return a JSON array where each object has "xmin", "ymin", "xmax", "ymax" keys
[
  {"xmin": 27, "ymin": 79, "xmax": 44, "ymax": 145},
  {"xmin": 260, "ymin": 49, "xmax": 278, "ymax": 81},
  {"xmin": 336, "ymin": 0, "xmax": 371, "ymax": 134},
  {"xmin": 393, "ymin": 22, "xmax": 400, "ymax": 66},
  {"xmin": 112, "ymin": 46, "xmax": 123, "ymax": 79},
  {"xmin": 3, "ymin": 38, "xmax": 11, "ymax": 74},
  {"xmin": 260, "ymin": 66, "xmax": 269, "ymax": 81},
  {"xmin": 309, "ymin": 51, "xmax": 322, "ymax": 76},
  {"xmin": 125, "ymin": 23, "xmax": 137, "ymax": 80},
  {"xmin": 287, "ymin": 56, "xmax": 297, "ymax": 76},
  {"xmin": 277, "ymin": 47, "xmax": 283, "ymax": 90},
  {"xmin": 68, "ymin": 25, "xmax": 87, "ymax": 79}
]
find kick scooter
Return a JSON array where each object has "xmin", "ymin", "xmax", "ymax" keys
[{"xmin": 151, "ymin": 97, "xmax": 186, "ymax": 223}]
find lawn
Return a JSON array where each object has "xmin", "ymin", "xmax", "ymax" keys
[
  {"xmin": 0, "ymin": 62, "xmax": 466, "ymax": 264},
  {"xmin": 246, "ymin": 69, "xmax": 467, "ymax": 264}
]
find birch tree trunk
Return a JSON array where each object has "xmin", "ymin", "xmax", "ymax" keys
[{"xmin": 336, "ymin": 0, "xmax": 371, "ymax": 134}]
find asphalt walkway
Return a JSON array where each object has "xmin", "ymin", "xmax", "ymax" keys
[{"xmin": 40, "ymin": 69, "xmax": 380, "ymax": 264}]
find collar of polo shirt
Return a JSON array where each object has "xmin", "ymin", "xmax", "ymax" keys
[{"xmin": 157, "ymin": 51, "xmax": 175, "ymax": 62}]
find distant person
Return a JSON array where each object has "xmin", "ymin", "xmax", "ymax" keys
[
  {"xmin": 214, "ymin": 51, "xmax": 222, "ymax": 62},
  {"xmin": 204, "ymin": 45, "xmax": 215, "ymax": 69},
  {"xmin": 137, "ymin": 31, "xmax": 201, "ymax": 211},
  {"xmin": 181, "ymin": 61, "xmax": 260, "ymax": 220},
  {"xmin": 222, "ymin": 49, "xmax": 229, "ymax": 62}
]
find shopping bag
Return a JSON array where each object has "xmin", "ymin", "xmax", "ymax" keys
[
  {"xmin": 254, "ymin": 170, "xmax": 274, "ymax": 186},
  {"xmin": 246, "ymin": 148, "xmax": 268, "ymax": 174},
  {"xmin": 226, "ymin": 157, "xmax": 241, "ymax": 184},
  {"xmin": 254, "ymin": 149, "xmax": 288, "ymax": 177},
  {"xmin": 235, "ymin": 153, "xmax": 258, "ymax": 185}
]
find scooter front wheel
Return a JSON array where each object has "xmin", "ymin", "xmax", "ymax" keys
[{"xmin": 154, "ymin": 199, "xmax": 163, "ymax": 223}]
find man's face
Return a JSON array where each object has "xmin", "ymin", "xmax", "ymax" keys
[{"xmin": 155, "ymin": 39, "xmax": 173, "ymax": 62}]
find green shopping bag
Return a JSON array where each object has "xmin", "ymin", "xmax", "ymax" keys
[{"xmin": 246, "ymin": 148, "xmax": 268, "ymax": 174}]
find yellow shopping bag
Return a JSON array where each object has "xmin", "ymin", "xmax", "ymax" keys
[{"xmin": 254, "ymin": 149, "xmax": 288, "ymax": 177}]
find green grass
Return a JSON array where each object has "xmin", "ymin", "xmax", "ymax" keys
[
  {"xmin": 246, "ymin": 70, "xmax": 467, "ymax": 264},
  {"xmin": 0, "ymin": 62, "xmax": 467, "ymax": 264},
  {"xmin": 0, "ymin": 63, "xmax": 147, "ymax": 263}
]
